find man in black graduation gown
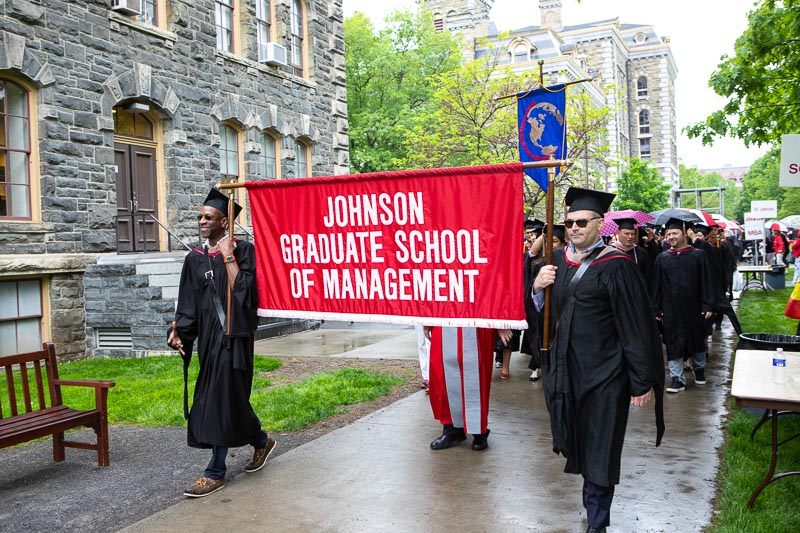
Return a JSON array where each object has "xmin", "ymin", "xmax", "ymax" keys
[
  {"xmin": 533, "ymin": 188, "xmax": 664, "ymax": 533},
  {"xmin": 168, "ymin": 188, "xmax": 275, "ymax": 498},
  {"xmin": 611, "ymin": 217, "xmax": 654, "ymax": 289},
  {"xmin": 652, "ymin": 218, "xmax": 715, "ymax": 393}
]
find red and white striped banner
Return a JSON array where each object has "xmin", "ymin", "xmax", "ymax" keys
[{"xmin": 244, "ymin": 163, "xmax": 526, "ymax": 328}]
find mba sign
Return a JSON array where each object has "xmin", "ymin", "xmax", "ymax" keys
[{"xmin": 780, "ymin": 134, "xmax": 800, "ymax": 187}]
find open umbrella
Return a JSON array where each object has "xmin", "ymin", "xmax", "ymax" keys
[
  {"xmin": 683, "ymin": 208, "xmax": 718, "ymax": 227},
  {"xmin": 600, "ymin": 209, "xmax": 654, "ymax": 236},
  {"xmin": 650, "ymin": 208, "xmax": 703, "ymax": 227},
  {"xmin": 765, "ymin": 220, "xmax": 788, "ymax": 232}
]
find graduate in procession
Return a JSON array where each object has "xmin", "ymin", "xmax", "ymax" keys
[
  {"xmin": 651, "ymin": 218, "xmax": 715, "ymax": 393},
  {"xmin": 168, "ymin": 189, "xmax": 275, "ymax": 498},
  {"xmin": 610, "ymin": 217, "xmax": 654, "ymax": 289},
  {"xmin": 533, "ymin": 187, "xmax": 664, "ymax": 533}
]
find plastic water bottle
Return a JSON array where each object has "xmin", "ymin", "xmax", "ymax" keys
[{"xmin": 773, "ymin": 348, "xmax": 786, "ymax": 383}]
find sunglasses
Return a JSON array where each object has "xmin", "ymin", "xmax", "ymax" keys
[{"xmin": 563, "ymin": 216, "xmax": 601, "ymax": 228}]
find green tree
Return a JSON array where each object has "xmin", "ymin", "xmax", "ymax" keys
[
  {"xmin": 344, "ymin": 10, "xmax": 461, "ymax": 173},
  {"xmin": 736, "ymin": 147, "xmax": 782, "ymax": 220},
  {"xmin": 613, "ymin": 158, "xmax": 670, "ymax": 212},
  {"xmin": 400, "ymin": 43, "xmax": 614, "ymax": 213},
  {"xmin": 685, "ymin": 1, "xmax": 800, "ymax": 147},
  {"xmin": 677, "ymin": 164, "xmax": 741, "ymax": 218}
]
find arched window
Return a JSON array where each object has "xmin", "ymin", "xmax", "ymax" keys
[
  {"xmin": 219, "ymin": 124, "xmax": 239, "ymax": 183},
  {"xmin": 639, "ymin": 110, "xmax": 650, "ymax": 135},
  {"xmin": 1, "ymin": 79, "xmax": 32, "ymax": 219},
  {"xmin": 637, "ymin": 76, "xmax": 648, "ymax": 97},
  {"xmin": 513, "ymin": 43, "xmax": 530, "ymax": 62},
  {"xmin": 259, "ymin": 132, "xmax": 279, "ymax": 180},
  {"xmin": 295, "ymin": 139, "xmax": 310, "ymax": 178},
  {"xmin": 290, "ymin": 0, "xmax": 305, "ymax": 77}
]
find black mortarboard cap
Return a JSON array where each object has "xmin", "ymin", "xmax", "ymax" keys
[
  {"xmin": 615, "ymin": 218, "xmax": 637, "ymax": 231},
  {"xmin": 551, "ymin": 224, "xmax": 565, "ymax": 242},
  {"xmin": 531, "ymin": 218, "xmax": 545, "ymax": 230},
  {"xmin": 524, "ymin": 219, "xmax": 537, "ymax": 230},
  {"xmin": 565, "ymin": 187, "xmax": 615, "ymax": 215},
  {"xmin": 665, "ymin": 217, "xmax": 692, "ymax": 231},
  {"xmin": 203, "ymin": 188, "xmax": 242, "ymax": 219},
  {"xmin": 693, "ymin": 223, "xmax": 710, "ymax": 235}
]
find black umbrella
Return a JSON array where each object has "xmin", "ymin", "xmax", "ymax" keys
[{"xmin": 650, "ymin": 208, "xmax": 703, "ymax": 227}]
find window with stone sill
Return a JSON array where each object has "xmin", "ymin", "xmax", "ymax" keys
[
  {"xmin": 637, "ymin": 76, "xmax": 648, "ymax": 97},
  {"xmin": 295, "ymin": 139, "xmax": 310, "ymax": 178},
  {"xmin": 639, "ymin": 138, "xmax": 651, "ymax": 159},
  {"xmin": 137, "ymin": 0, "xmax": 158, "ymax": 26},
  {"xmin": 215, "ymin": 0, "xmax": 235, "ymax": 53},
  {"xmin": 0, "ymin": 278, "xmax": 42, "ymax": 357},
  {"xmin": 639, "ymin": 109, "xmax": 650, "ymax": 135},
  {"xmin": 290, "ymin": 0, "xmax": 305, "ymax": 77},
  {"xmin": 219, "ymin": 124, "xmax": 240, "ymax": 183},
  {"xmin": 513, "ymin": 43, "xmax": 530, "ymax": 63},
  {"xmin": 0, "ymin": 79, "xmax": 32, "ymax": 220},
  {"xmin": 256, "ymin": 0, "xmax": 272, "ymax": 47},
  {"xmin": 258, "ymin": 132, "xmax": 279, "ymax": 180}
]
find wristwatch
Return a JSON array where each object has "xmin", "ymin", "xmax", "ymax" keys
[{"xmin": 223, "ymin": 255, "xmax": 236, "ymax": 264}]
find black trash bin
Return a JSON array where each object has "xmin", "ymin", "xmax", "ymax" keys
[
  {"xmin": 737, "ymin": 332, "xmax": 800, "ymax": 351},
  {"xmin": 765, "ymin": 266, "xmax": 786, "ymax": 290}
]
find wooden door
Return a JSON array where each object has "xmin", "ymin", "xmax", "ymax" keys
[{"xmin": 115, "ymin": 143, "xmax": 158, "ymax": 252}]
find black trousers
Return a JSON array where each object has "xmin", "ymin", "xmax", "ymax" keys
[{"xmin": 582, "ymin": 478, "xmax": 615, "ymax": 528}]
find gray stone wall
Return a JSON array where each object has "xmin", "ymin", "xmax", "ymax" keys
[{"xmin": 0, "ymin": 0, "xmax": 347, "ymax": 358}]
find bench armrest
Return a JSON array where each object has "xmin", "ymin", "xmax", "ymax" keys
[{"xmin": 53, "ymin": 379, "xmax": 116, "ymax": 389}]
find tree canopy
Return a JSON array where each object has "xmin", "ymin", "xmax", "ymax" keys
[
  {"xmin": 677, "ymin": 164, "xmax": 741, "ymax": 218},
  {"xmin": 685, "ymin": 0, "xmax": 800, "ymax": 147},
  {"xmin": 612, "ymin": 158, "xmax": 671, "ymax": 213},
  {"xmin": 344, "ymin": 10, "xmax": 461, "ymax": 174}
]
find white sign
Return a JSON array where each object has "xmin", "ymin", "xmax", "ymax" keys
[
  {"xmin": 751, "ymin": 200, "xmax": 778, "ymax": 219},
  {"xmin": 780, "ymin": 134, "xmax": 800, "ymax": 187},
  {"xmin": 744, "ymin": 212, "xmax": 766, "ymax": 241}
]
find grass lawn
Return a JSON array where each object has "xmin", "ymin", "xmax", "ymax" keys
[
  {"xmin": 713, "ymin": 287, "xmax": 800, "ymax": 532},
  {"xmin": 3, "ymin": 355, "xmax": 403, "ymax": 432}
]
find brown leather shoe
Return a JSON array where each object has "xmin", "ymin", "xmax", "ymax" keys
[
  {"xmin": 246, "ymin": 436, "xmax": 276, "ymax": 473},
  {"xmin": 183, "ymin": 477, "xmax": 225, "ymax": 498}
]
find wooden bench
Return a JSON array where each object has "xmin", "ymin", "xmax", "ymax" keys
[{"xmin": 0, "ymin": 342, "xmax": 116, "ymax": 466}]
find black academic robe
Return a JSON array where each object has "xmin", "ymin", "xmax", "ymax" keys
[
  {"xmin": 651, "ymin": 247, "xmax": 714, "ymax": 360},
  {"xmin": 616, "ymin": 244, "xmax": 654, "ymax": 289},
  {"xmin": 174, "ymin": 239, "xmax": 262, "ymax": 449},
  {"xmin": 541, "ymin": 247, "xmax": 664, "ymax": 487},
  {"xmin": 521, "ymin": 252, "xmax": 541, "ymax": 360}
]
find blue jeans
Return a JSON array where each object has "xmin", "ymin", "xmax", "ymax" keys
[
  {"xmin": 668, "ymin": 352, "xmax": 705, "ymax": 384},
  {"xmin": 204, "ymin": 430, "xmax": 269, "ymax": 480}
]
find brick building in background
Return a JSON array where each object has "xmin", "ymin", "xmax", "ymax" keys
[
  {"xmin": 0, "ymin": 0, "xmax": 348, "ymax": 359},
  {"xmin": 419, "ymin": 0, "xmax": 679, "ymax": 191}
]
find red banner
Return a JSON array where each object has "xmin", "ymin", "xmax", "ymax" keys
[{"xmin": 244, "ymin": 163, "xmax": 526, "ymax": 328}]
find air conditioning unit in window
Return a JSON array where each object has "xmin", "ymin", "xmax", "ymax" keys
[
  {"xmin": 258, "ymin": 43, "xmax": 288, "ymax": 66},
  {"xmin": 111, "ymin": 0, "xmax": 142, "ymax": 16}
]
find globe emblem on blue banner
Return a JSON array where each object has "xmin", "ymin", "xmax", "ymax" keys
[{"xmin": 518, "ymin": 100, "xmax": 565, "ymax": 161}]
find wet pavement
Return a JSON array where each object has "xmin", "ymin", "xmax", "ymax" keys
[{"xmin": 121, "ymin": 319, "xmax": 736, "ymax": 533}]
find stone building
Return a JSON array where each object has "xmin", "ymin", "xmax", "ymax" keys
[
  {"xmin": 419, "ymin": 0, "xmax": 679, "ymax": 190},
  {"xmin": 0, "ymin": 0, "xmax": 348, "ymax": 359}
]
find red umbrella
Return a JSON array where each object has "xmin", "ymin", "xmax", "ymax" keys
[{"xmin": 601, "ymin": 210, "xmax": 654, "ymax": 236}]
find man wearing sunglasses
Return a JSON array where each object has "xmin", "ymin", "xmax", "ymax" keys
[{"xmin": 533, "ymin": 187, "xmax": 664, "ymax": 533}]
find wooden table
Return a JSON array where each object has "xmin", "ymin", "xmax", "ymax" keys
[
  {"xmin": 737, "ymin": 265, "xmax": 772, "ymax": 293},
  {"xmin": 731, "ymin": 349, "xmax": 800, "ymax": 507}
]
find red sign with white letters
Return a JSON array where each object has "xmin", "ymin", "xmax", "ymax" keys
[{"xmin": 244, "ymin": 163, "xmax": 526, "ymax": 328}]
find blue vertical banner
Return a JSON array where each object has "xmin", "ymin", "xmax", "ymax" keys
[{"xmin": 517, "ymin": 84, "xmax": 567, "ymax": 191}]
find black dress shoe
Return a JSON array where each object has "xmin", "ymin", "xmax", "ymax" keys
[
  {"xmin": 471, "ymin": 429, "xmax": 490, "ymax": 450},
  {"xmin": 586, "ymin": 527, "xmax": 606, "ymax": 533},
  {"xmin": 430, "ymin": 425, "xmax": 466, "ymax": 450}
]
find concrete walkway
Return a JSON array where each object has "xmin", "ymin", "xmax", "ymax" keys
[{"xmin": 123, "ymin": 321, "xmax": 735, "ymax": 533}]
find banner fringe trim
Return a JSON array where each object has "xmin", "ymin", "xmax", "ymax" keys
[{"xmin": 257, "ymin": 309, "xmax": 527, "ymax": 330}]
